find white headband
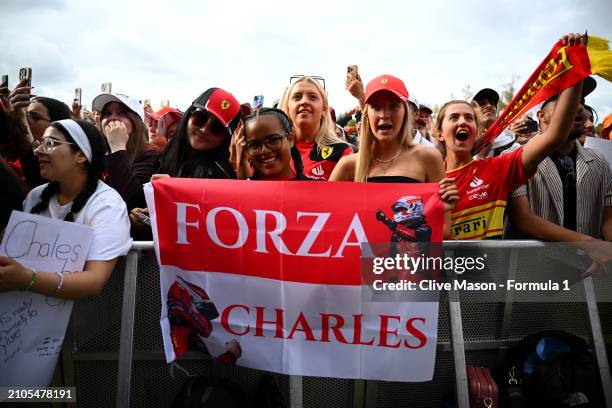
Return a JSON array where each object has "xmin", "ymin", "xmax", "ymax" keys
[{"xmin": 56, "ymin": 119, "xmax": 92, "ymax": 163}]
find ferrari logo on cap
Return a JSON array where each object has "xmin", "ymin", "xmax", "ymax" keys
[
  {"xmin": 381, "ymin": 78, "xmax": 389, "ymax": 84},
  {"xmin": 321, "ymin": 146, "xmax": 333, "ymax": 159},
  {"xmin": 221, "ymin": 100, "xmax": 230, "ymax": 110}
]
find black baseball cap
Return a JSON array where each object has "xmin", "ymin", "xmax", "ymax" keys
[
  {"xmin": 541, "ymin": 76, "xmax": 597, "ymax": 110},
  {"xmin": 580, "ymin": 76, "xmax": 597, "ymax": 103},
  {"xmin": 472, "ymin": 88, "xmax": 500, "ymax": 106}
]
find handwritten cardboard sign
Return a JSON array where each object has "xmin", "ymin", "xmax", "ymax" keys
[{"xmin": 0, "ymin": 211, "xmax": 92, "ymax": 386}]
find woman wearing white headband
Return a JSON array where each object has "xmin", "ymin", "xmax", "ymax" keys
[{"xmin": 0, "ymin": 119, "xmax": 132, "ymax": 299}]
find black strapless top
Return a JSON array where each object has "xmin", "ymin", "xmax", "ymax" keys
[{"xmin": 366, "ymin": 176, "xmax": 422, "ymax": 183}]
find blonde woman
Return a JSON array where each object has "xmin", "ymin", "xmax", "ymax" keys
[
  {"xmin": 279, "ymin": 76, "xmax": 351, "ymax": 180},
  {"xmin": 330, "ymin": 74, "xmax": 458, "ymax": 238}
]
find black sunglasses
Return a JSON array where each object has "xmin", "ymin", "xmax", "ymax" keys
[
  {"xmin": 190, "ymin": 110, "xmax": 227, "ymax": 135},
  {"xmin": 558, "ymin": 156, "xmax": 576, "ymax": 187}
]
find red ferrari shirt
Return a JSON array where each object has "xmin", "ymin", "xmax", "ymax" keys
[
  {"xmin": 447, "ymin": 147, "xmax": 527, "ymax": 240},
  {"xmin": 296, "ymin": 140, "xmax": 351, "ymax": 181}
]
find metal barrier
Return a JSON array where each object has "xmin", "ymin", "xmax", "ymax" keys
[{"xmin": 62, "ymin": 241, "xmax": 612, "ymax": 408}]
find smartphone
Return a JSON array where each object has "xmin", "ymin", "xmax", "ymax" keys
[
  {"xmin": 19, "ymin": 67, "xmax": 32, "ymax": 87},
  {"xmin": 253, "ymin": 95, "xmax": 264, "ymax": 109},
  {"xmin": 138, "ymin": 212, "xmax": 151, "ymax": 226},
  {"xmin": 1, "ymin": 75, "xmax": 8, "ymax": 88},
  {"xmin": 101, "ymin": 82, "xmax": 112, "ymax": 94},
  {"xmin": 161, "ymin": 99, "xmax": 170, "ymax": 107},
  {"xmin": 522, "ymin": 118, "xmax": 539, "ymax": 133},
  {"xmin": 347, "ymin": 65, "xmax": 359, "ymax": 80},
  {"xmin": 74, "ymin": 88, "xmax": 82, "ymax": 105}
]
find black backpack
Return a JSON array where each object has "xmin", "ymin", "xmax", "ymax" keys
[
  {"xmin": 499, "ymin": 330, "xmax": 604, "ymax": 408},
  {"xmin": 171, "ymin": 376, "xmax": 249, "ymax": 408}
]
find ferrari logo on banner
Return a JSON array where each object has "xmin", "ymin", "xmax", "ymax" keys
[{"xmin": 145, "ymin": 179, "xmax": 444, "ymax": 382}]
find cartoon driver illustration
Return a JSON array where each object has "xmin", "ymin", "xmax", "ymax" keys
[
  {"xmin": 167, "ymin": 276, "xmax": 241, "ymax": 363},
  {"xmin": 376, "ymin": 196, "xmax": 432, "ymax": 279}
]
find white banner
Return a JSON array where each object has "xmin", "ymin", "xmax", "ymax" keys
[{"xmin": 146, "ymin": 180, "xmax": 443, "ymax": 382}]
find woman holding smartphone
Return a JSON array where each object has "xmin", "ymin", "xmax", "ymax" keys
[
  {"xmin": 279, "ymin": 76, "xmax": 351, "ymax": 180},
  {"xmin": 8, "ymin": 77, "xmax": 73, "ymax": 188},
  {"xmin": 92, "ymin": 93, "xmax": 159, "ymax": 211},
  {"xmin": 0, "ymin": 119, "xmax": 131, "ymax": 298}
]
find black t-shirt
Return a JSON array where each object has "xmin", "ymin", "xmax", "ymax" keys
[{"xmin": 549, "ymin": 149, "xmax": 577, "ymax": 231}]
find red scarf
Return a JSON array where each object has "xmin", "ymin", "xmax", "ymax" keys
[{"xmin": 475, "ymin": 35, "xmax": 612, "ymax": 153}]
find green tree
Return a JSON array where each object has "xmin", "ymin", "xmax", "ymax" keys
[
  {"xmin": 499, "ymin": 75, "xmax": 520, "ymax": 110},
  {"xmin": 432, "ymin": 104, "xmax": 441, "ymax": 118},
  {"xmin": 462, "ymin": 85, "xmax": 474, "ymax": 101}
]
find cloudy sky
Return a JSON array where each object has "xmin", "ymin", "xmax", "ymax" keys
[{"xmin": 1, "ymin": 0, "xmax": 611, "ymax": 122}]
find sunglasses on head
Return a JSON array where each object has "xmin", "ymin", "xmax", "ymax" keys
[
  {"xmin": 289, "ymin": 75, "xmax": 326, "ymax": 90},
  {"xmin": 190, "ymin": 109, "xmax": 227, "ymax": 135}
]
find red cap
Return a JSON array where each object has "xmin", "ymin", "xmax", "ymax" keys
[
  {"xmin": 240, "ymin": 102, "xmax": 252, "ymax": 119},
  {"xmin": 365, "ymin": 75, "xmax": 409, "ymax": 103},
  {"xmin": 146, "ymin": 106, "xmax": 180, "ymax": 121},
  {"xmin": 192, "ymin": 88, "xmax": 241, "ymax": 133}
]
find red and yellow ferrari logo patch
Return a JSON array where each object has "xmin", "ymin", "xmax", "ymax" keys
[
  {"xmin": 380, "ymin": 78, "xmax": 388, "ymax": 84},
  {"xmin": 221, "ymin": 100, "xmax": 230, "ymax": 110},
  {"xmin": 321, "ymin": 146, "xmax": 333, "ymax": 159}
]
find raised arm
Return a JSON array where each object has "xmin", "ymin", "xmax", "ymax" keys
[{"xmin": 521, "ymin": 33, "xmax": 584, "ymax": 176}]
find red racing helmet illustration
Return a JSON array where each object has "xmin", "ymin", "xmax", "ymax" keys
[{"xmin": 167, "ymin": 275, "xmax": 219, "ymax": 357}]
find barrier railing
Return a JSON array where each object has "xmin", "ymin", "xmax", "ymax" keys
[{"xmin": 62, "ymin": 241, "xmax": 612, "ymax": 408}]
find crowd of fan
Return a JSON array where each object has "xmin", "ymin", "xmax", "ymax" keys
[{"xmin": 0, "ymin": 33, "xmax": 611, "ymax": 300}]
